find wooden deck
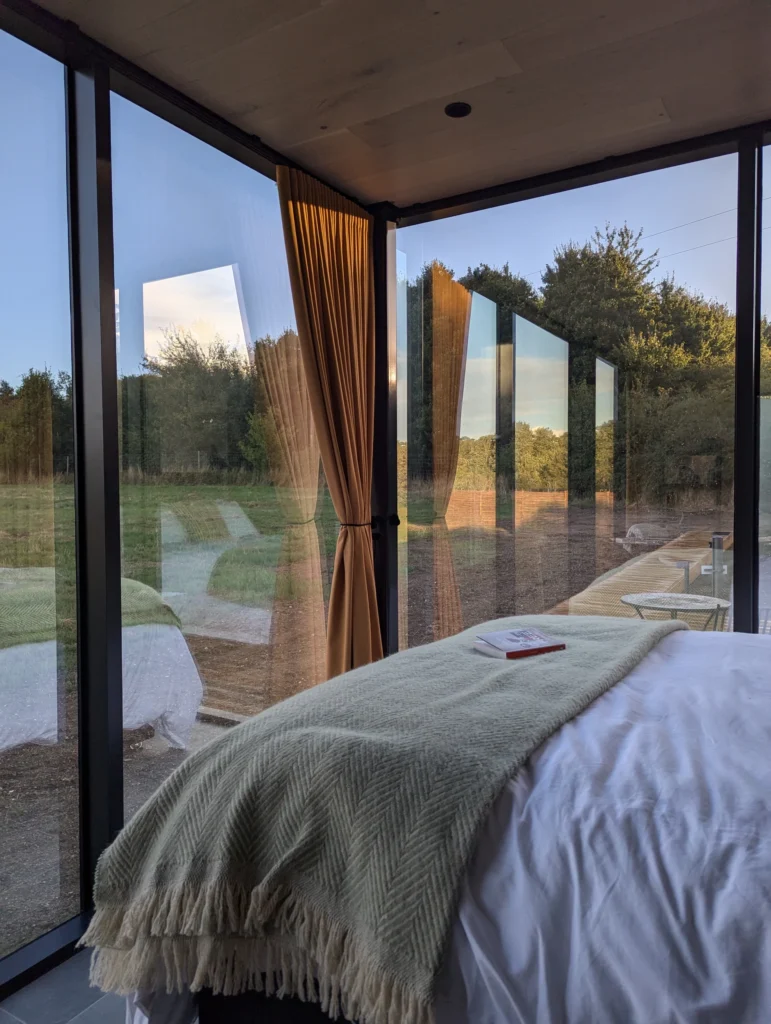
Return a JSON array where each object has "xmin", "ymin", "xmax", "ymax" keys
[{"xmin": 557, "ymin": 528, "xmax": 733, "ymax": 626}]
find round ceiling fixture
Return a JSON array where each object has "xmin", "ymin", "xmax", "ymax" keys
[{"xmin": 444, "ymin": 101, "xmax": 472, "ymax": 118}]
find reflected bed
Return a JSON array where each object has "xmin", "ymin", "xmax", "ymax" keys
[{"xmin": 1, "ymin": 569, "xmax": 202, "ymax": 753}]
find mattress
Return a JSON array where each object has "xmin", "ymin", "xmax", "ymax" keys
[{"xmin": 129, "ymin": 629, "xmax": 771, "ymax": 1024}]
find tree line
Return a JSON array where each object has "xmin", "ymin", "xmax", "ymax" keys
[
  {"xmin": 0, "ymin": 370, "xmax": 73, "ymax": 482},
  {"xmin": 2, "ymin": 224, "xmax": 769, "ymax": 508},
  {"xmin": 406, "ymin": 225, "xmax": 771, "ymax": 507}
]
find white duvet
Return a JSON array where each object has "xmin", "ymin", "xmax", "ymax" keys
[
  {"xmin": 437, "ymin": 630, "xmax": 771, "ymax": 1023},
  {"xmin": 131, "ymin": 629, "xmax": 771, "ymax": 1024}
]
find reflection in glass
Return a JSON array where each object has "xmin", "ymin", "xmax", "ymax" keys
[
  {"xmin": 254, "ymin": 332, "xmax": 326, "ymax": 702},
  {"xmin": 760, "ymin": 151, "xmax": 771, "ymax": 631},
  {"xmin": 398, "ymin": 258, "xmax": 504, "ymax": 647},
  {"xmin": 762, "ymin": 397, "xmax": 771, "ymax": 631},
  {"xmin": 513, "ymin": 317, "xmax": 569, "ymax": 614},
  {"xmin": 595, "ymin": 357, "xmax": 617, "ymax": 576},
  {"xmin": 396, "ymin": 250, "xmax": 409, "ymax": 649},
  {"xmin": 0, "ymin": 31, "xmax": 79, "ymax": 956},
  {"xmin": 111, "ymin": 95, "xmax": 332, "ymax": 820},
  {"xmin": 397, "ymin": 155, "xmax": 737, "ymax": 643},
  {"xmin": 403, "ymin": 262, "xmax": 471, "ymax": 646},
  {"xmin": 449, "ymin": 292, "xmax": 498, "ymax": 632}
]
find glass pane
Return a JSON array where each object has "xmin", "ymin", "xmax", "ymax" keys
[
  {"xmin": 396, "ymin": 263, "xmax": 499, "ymax": 647},
  {"xmin": 513, "ymin": 317, "xmax": 568, "ymax": 613},
  {"xmin": 111, "ymin": 96, "xmax": 332, "ymax": 819},
  {"xmin": 595, "ymin": 357, "xmax": 618, "ymax": 577},
  {"xmin": 0, "ymin": 32, "xmax": 78, "ymax": 955},
  {"xmin": 397, "ymin": 155, "xmax": 737, "ymax": 644},
  {"xmin": 761, "ymin": 148, "xmax": 771, "ymax": 633}
]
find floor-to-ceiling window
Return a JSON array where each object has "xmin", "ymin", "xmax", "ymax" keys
[
  {"xmin": 760, "ymin": 146, "xmax": 771, "ymax": 632},
  {"xmin": 397, "ymin": 155, "xmax": 738, "ymax": 644},
  {"xmin": 111, "ymin": 97, "xmax": 334, "ymax": 818},
  {"xmin": 0, "ymin": 31, "xmax": 78, "ymax": 956}
]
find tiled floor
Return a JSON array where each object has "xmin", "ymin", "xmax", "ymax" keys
[{"xmin": 0, "ymin": 952, "xmax": 124, "ymax": 1024}]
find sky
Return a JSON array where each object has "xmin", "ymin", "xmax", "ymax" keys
[
  {"xmin": 1, "ymin": 26, "xmax": 770, "ymax": 421},
  {"xmin": 460, "ymin": 293, "xmax": 496, "ymax": 438},
  {"xmin": 397, "ymin": 154, "xmax": 746, "ymax": 313},
  {"xmin": 141, "ymin": 265, "xmax": 251, "ymax": 362},
  {"xmin": 0, "ymin": 32, "xmax": 71, "ymax": 388},
  {"xmin": 596, "ymin": 358, "xmax": 616, "ymax": 427},
  {"xmin": 110, "ymin": 93, "xmax": 296, "ymax": 377},
  {"xmin": 514, "ymin": 319, "xmax": 569, "ymax": 435},
  {"xmin": 0, "ymin": 30, "xmax": 296, "ymax": 389}
]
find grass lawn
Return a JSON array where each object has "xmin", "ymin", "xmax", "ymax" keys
[
  {"xmin": 0, "ymin": 479, "xmax": 341, "ymax": 615},
  {"xmin": 119, "ymin": 481, "xmax": 339, "ymax": 597},
  {"xmin": 207, "ymin": 535, "xmax": 284, "ymax": 607}
]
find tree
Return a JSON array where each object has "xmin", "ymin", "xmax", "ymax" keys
[
  {"xmin": 540, "ymin": 224, "xmax": 657, "ymax": 360},
  {"xmin": 615, "ymin": 331, "xmax": 691, "ymax": 390},
  {"xmin": 595, "ymin": 421, "xmax": 614, "ymax": 492},
  {"xmin": 514, "ymin": 423, "xmax": 567, "ymax": 491},
  {"xmin": 140, "ymin": 326, "xmax": 254, "ymax": 473},
  {"xmin": 240, "ymin": 411, "xmax": 273, "ymax": 477},
  {"xmin": 654, "ymin": 277, "xmax": 734, "ymax": 362},
  {"xmin": 459, "ymin": 263, "xmax": 542, "ymax": 323}
]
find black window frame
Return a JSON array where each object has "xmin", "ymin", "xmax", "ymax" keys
[{"xmin": 0, "ymin": 0, "xmax": 766, "ymax": 993}]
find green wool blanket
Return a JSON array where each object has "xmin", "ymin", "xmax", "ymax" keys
[
  {"xmin": 0, "ymin": 567, "xmax": 178, "ymax": 650},
  {"xmin": 82, "ymin": 615, "xmax": 686, "ymax": 1024}
]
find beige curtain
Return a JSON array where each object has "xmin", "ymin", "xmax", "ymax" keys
[
  {"xmin": 277, "ymin": 166, "xmax": 382, "ymax": 678},
  {"xmin": 430, "ymin": 263, "xmax": 471, "ymax": 640},
  {"xmin": 255, "ymin": 331, "xmax": 326, "ymax": 703}
]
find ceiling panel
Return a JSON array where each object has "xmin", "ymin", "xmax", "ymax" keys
[{"xmin": 30, "ymin": 0, "xmax": 771, "ymax": 207}]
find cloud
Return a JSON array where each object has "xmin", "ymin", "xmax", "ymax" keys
[{"xmin": 143, "ymin": 264, "xmax": 250, "ymax": 361}]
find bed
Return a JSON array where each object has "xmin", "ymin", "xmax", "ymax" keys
[
  {"xmin": 117, "ymin": 626, "xmax": 770, "ymax": 1024},
  {"xmin": 1, "ymin": 568, "xmax": 202, "ymax": 753}
]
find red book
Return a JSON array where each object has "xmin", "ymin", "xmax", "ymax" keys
[{"xmin": 474, "ymin": 627, "xmax": 566, "ymax": 660}]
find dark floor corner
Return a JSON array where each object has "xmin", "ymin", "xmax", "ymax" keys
[{"xmin": 0, "ymin": 952, "xmax": 124, "ymax": 1024}]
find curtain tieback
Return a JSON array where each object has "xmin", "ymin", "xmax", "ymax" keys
[
  {"xmin": 339, "ymin": 515, "xmax": 401, "ymax": 533},
  {"xmin": 286, "ymin": 517, "xmax": 318, "ymax": 526}
]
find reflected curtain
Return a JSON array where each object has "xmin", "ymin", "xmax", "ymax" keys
[
  {"xmin": 430, "ymin": 263, "xmax": 471, "ymax": 640},
  {"xmin": 255, "ymin": 331, "xmax": 326, "ymax": 702},
  {"xmin": 277, "ymin": 166, "xmax": 382, "ymax": 678}
]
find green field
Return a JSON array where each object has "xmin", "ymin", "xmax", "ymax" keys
[{"xmin": 0, "ymin": 480, "xmax": 340, "ymax": 615}]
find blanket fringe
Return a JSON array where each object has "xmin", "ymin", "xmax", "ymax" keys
[{"xmin": 80, "ymin": 884, "xmax": 433, "ymax": 1024}]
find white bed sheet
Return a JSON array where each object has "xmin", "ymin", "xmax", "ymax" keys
[
  {"xmin": 436, "ymin": 630, "xmax": 771, "ymax": 1024},
  {"xmin": 128, "ymin": 629, "xmax": 771, "ymax": 1024},
  {"xmin": 0, "ymin": 624, "xmax": 202, "ymax": 752}
]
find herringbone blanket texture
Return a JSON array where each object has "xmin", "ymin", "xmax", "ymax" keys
[{"xmin": 82, "ymin": 615, "xmax": 686, "ymax": 1024}]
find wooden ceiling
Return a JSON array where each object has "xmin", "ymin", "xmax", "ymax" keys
[{"xmin": 33, "ymin": 0, "xmax": 771, "ymax": 207}]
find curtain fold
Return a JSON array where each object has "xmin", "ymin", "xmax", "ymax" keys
[
  {"xmin": 430, "ymin": 263, "xmax": 471, "ymax": 640},
  {"xmin": 254, "ymin": 331, "xmax": 326, "ymax": 703},
  {"xmin": 277, "ymin": 166, "xmax": 382, "ymax": 678}
]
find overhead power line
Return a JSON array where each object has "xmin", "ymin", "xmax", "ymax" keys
[
  {"xmin": 658, "ymin": 225, "xmax": 771, "ymax": 261},
  {"xmin": 642, "ymin": 196, "xmax": 770, "ymax": 241},
  {"xmin": 517, "ymin": 197, "xmax": 771, "ymax": 278}
]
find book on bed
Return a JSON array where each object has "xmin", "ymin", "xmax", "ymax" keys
[{"xmin": 474, "ymin": 627, "xmax": 566, "ymax": 659}]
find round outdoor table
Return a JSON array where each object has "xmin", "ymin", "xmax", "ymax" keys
[{"xmin": 621, "ymin": 592, "xmax": 731, "ymax": 631}]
